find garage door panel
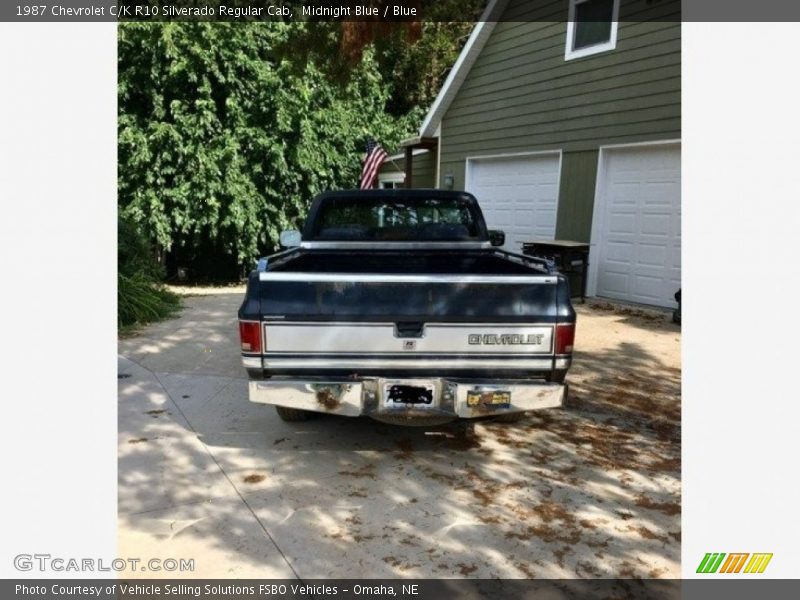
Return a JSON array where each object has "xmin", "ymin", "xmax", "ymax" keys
[
  {"xmin": 641, "ymin": 214, "xmax": 672, "ymax": 235},
  {"xmin": 594, "ymin": 143, "xmax": 681, "ymax": 308},
  {"xmin": 605, "ymin": 241, "xmax": 634, "ymax": 263},
  {"xmin": 642, "ymin": 183, "xmax": 677, "ymax": 205},
  {"xmin": 468, "ymin": 153, "xmax": 561, "ymax": 251},
  {"xmin": 637, "ymin": 243, "xmax": 668, "ymax": 267},
  {"xmin": 631, "ymin": 275, "xmax": 664, "ymax": 303},
  {"xmin": 670, "ymin": 245, "xmax": 681, "ymax": 269},
  {"xmin": 608, "ymin": 213, "xmax": 637, "ymax": 234}
]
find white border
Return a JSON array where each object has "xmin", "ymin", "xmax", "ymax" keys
[
  {"xmin": 586, "ymin": 138, "xmax": 681, "ymax": 299},
  {"xmin": 0, "ymin": 22, "xmax": 118, "ymax": 578},
  {"xmin": 565, "ymin": 0, "xmax": 620, "ymax": 61}
]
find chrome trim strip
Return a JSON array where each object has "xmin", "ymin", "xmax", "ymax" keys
[
  {"xmin": 262, "ymin": 357, "xmax": 555, "ymax": 370},
  {"xmin": 242, "ymin": 356, "xmax": 262, "ymax": 368},
  {"xmin": 299, "ymin": 241, "xmax": 492, "ymax": 250},
  {"xmin": 259, "ymin": 272, "xmax": 557, "ymax": 284}
]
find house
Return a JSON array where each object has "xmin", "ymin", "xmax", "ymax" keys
[
  {"xmin": 377, "ymin": 148, "xmax": 437, "ymax": 189},
  {"xmin": 379, "ymin": 0, "xmax": 680, "ymax": 308}
]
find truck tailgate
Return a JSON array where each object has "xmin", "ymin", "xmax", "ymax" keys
[{"xmin": 256, "ymin": 273, "xmax": 562, "ymax": 322}]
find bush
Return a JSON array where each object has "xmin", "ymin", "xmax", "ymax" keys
[
  {"xmin": 118, "ymin": 272, "xmax": 181, "ymax": 329},
  {"xmin": 118, "ymin": 218, "xmax": 181, "ymax": 329}
]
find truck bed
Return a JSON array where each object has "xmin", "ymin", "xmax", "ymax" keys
[
  {"xmin": 268, "ymin": 249, "xmax": 545, "ymax": 275},
  {"xmin": 247, "ymin": 248, "xmax": 568, "ymax": 323}
]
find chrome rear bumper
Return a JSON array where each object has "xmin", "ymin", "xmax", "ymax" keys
[{"xmin": 248, "ymin": 377, "xmax": 564, "ymax": 420}]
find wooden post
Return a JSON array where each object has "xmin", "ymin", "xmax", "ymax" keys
[{"xmin": 404, "ymin": 146, "xmax": 413, "ymax": 188}]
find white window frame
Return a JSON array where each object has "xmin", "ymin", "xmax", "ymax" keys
[
  {"xmin": 378, "ymin": 172, "xmax": 405, "ymax": 189},
  {"xmin": 565, "ymin": 0, "xmax": 620, "ymax": 61}
]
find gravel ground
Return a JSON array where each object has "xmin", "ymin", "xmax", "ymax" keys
[{"xmin": 118, "ymin": 290, "xmax": 680, "ymax": 578}]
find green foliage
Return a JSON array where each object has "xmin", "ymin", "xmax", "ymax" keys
[
  {"xmin": 119, "ymin": 17, "xmax": 478, "ymax": 277},
  {"xmin": 380, "ymin": 2, "xmax": 486, "ymax": 115},
  {"xmin": 119, "ymin": 23, "xmax": 418, "ymax": 271},
  {"xmin": 118, "ymin": 218, "xmax": 181, "ymax": 328},
  {"xmin": 119, "ymin": 217, "xmax": 163, "ymax": 280},
  {"xmin": 118, "ymin": 273, "xmax": 181, "ymax": 330}
]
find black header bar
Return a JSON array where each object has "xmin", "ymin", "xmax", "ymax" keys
[{"xmin": 4, "ymin": 0, "xmax": 800, "ymax": 23}]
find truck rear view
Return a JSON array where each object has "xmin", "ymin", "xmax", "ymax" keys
[{"xmin": 239, "ymin": 190, "xmax": 575, "ymax": 425}]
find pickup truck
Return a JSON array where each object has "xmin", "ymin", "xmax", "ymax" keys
[{"xmin": 238, "ymin": 189, "xmax": 575, "ymax": 425}]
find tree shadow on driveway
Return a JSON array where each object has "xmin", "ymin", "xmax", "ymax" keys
[{"xmin": 119, "ymin": 339, "xmax": 680, "ymax": 579}]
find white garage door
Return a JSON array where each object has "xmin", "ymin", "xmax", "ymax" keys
[
  {"xmin": 591, "ymin": 143, "xmax": 681, "ymax": 308},
  {"xmin": 466, "ymin": 153, "xmax": 561, "ymax": 251}
]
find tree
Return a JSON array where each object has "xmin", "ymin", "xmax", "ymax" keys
[{"xmin": 118, "ymin": 16, "xmax": 479, "ymax": 279}]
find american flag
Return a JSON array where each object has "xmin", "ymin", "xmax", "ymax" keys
[{"xmin": 359, "ymin": 140, "xmax": 388, "ymax": 189}]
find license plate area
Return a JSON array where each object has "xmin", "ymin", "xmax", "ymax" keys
[
  {"xmin": 383, "ymin": 382, "xmax": 437, "ymax": 408},
  {"xmin": 467, "ymin": 389, "xmax": 511, "ymax": 408}
]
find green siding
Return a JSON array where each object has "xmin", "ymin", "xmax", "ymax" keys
[
  {"xmin": 555, "ymin": 150, "xmax": 598, "ymax": 242},
  {"xmin": 437, "ymin": 0, "xmax": 681, "ymax": 238},
  {"xmin": 378, "ymin": 150, "xmax": 437, "ymax": 188}
]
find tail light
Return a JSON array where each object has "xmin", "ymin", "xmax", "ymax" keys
[
  {"xmin": 555, "ymin": 323, "xmax": 575, "ymax": 355},
  {"xmin": 239, "ymin": 321, "xmax": 262, "ymax": 353}
]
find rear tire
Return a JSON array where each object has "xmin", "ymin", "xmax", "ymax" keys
[{"xmin": 275, "ymin": 405, "xmax": 315, "ymax": 422}]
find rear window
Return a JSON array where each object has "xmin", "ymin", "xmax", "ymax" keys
[{"xmin": 309, "ymin": 197, "xmax": 482, "ymax": 241}]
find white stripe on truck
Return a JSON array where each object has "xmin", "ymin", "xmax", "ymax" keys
[{"xmin": 263, "ymin": 322, "xmax": 555, "ymax": 354}]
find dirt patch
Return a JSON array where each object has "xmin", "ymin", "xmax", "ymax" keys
[
  {"xmin": 634, "ymin": 525, "xmax": 671, "ymax": 543},
  {"xmin": 515, "ymin": 562, "xmax": 537, "ymax": 578},
  {"xmin": 508, "ymin": 524, "xmax": 582, "ymax": 545},
  {"xmin": 649, "ymin": 454, "xmax": 681, "ymax": 472},
  {"xmin": 420, "ymin": 466, "xmax": 459, "ymax": 486},
  {"xmin": 553, "ymin": 546, "xmax": 571, "ymax": 568},
  {"xmin": 478, "ymin": 515, "xmax": 502, "ymax": 525},
  {"xmin": 242, "ymin": 474, "xmax": 266, "ymax": 484},
  {"xmin": 589, "ymin": 301, "xmax": 667, "ymax": 323},
  {"xmin": 338, "ymin": 464, "xmax": 376, "ymax": 479},
  {"xmin": 533, "ymin": 501, "xmax": 576, "ymax": 524},
  {"xmin": 457, "ymin": 563, "xmax": 478, "ymax": 576},
  {"xmin": 634, "ymin": 494, "xmax": 681, "ymax": 516}
]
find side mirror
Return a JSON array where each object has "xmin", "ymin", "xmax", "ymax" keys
[
  {"xmin": 488, "ymin": 230, "xmax": 505, "ymax": 247},
  {"xmin": 279, "ymin": 230, "xmax": 302, "ymax": 248}
]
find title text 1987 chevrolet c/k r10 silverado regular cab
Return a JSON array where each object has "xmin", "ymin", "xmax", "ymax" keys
[{"xmin": 238, "ymin": 189, "xmax": 575, "ymax": 425}]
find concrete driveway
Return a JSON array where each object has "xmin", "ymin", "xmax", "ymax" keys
[{"xmin": 118, "ymin": 290, "xmax": 680, "ymax": 578}]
